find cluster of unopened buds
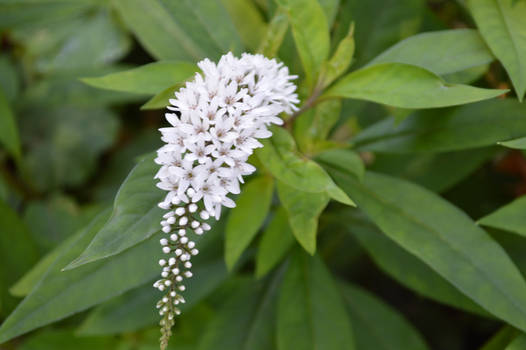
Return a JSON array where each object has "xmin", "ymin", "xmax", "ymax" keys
[{"xmin": 152, "ymin": 52, "xmax": 298, "ymax": 348}]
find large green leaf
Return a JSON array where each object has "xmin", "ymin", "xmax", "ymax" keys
[
  {"xmin": 65, "ymin": 153, "xmax": 163, "ymax": 270},
  {"xmin": 257, "ymin": 9, "xmax": 288, "ymax": 58},
  {"xmin": 341, "ymin": 283, "xmax": 429, "ymax": 350},
  {"xmin": 319, "ymin": 23, "xmax": 355, "ymax": 89},
  {"xmin": 468, "ymin": 0, "xmax": 526, "ymax": 100},
  {"xmin": 322, "ymin": 63, "xmax": 506, "ymax": 108},
  {"xmin": 0, "ymin": 210, "xmax": 225, "ymax": 343},
  {"xmin": 17, "ymin": 329, "xmax": 114, "ymax": 350},
  {"xmin": 353, "ymin": 99, "xmax": 526, "ymax": 153},
  {"xmin": 276, "ymin": 0, "xmax": 330, "ymax": 88},
  {"xmin": 277, "ymin": 250, "xmax": 354, "ymax": 350},
  {"xmin": 198, "ymin": 272, "xmax": 282, "ymax": 350},
  {"xmin": 257, "ymin": 127, "xmax": 353, "ymax": 205},
  {"xmin": 368, "ymin": 29, "xmax": 494, "ymax": 76},
  {"xmin": 0, "ymin": 199, "xmax": 39, "ymax": 316},
  {"xmin": 225, "ymin": 176, "xmax": 274, "ymax": 269},
  {"xmin": 256, "ymin": 207, "xmax": 295, "ymax": 278},
  {"xmin": 479, "ymin": 196, "xmax": 526, "ymax": 237},
  {"xmin": 0, "ymin": 89, "xmax": 21, "ymax": 160},
  {"xmin": 81, "ymin": 61, "xmax": 196, "ymax": 95},
  {"xmin": 328, "ymin": 169, "xmax": 526, "ymax": 332},
  {"xmin": 277, "ymin": 181, "xmax": 329, "ymax": 254},
  {"xmin": 342, "ymin": 210, "xmax": 486, "ymax": 315}
]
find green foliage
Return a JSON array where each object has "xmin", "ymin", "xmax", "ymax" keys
[{"xmin": 3, "ymin": 0, "xmax": 526, "ymax": 349}]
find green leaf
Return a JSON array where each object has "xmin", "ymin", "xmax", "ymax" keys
[
  {"xmin": 64, "ymin": 153, "xmax": 163, "ymax": 270},
  {"xmin": 322, "ymin": 63, "xmax": 506, "ymax": 108},
  {"xmin": 78, "ymin": 255, "xmax": 227, "ymax": 335},
  {"xmin": 221, "ymin": 0, "xmax": 268, "ymax": 51},
  {"xmin": 141, "ymin": 84, "xmax": 181, "ymax": 110},
  {"xmin": 370, "ymin": 149, "xmax": 494, "ymax": 192},
  {"xmin": 468, "ymin": 0, "xmax": 526, "ymax": 100},
  {"xmin": 479, "ymin": 196, "xmax": 526, "ymax": 237},
  {"xmin": 319, "ymin": 0, "xmax": 340, "ymax": 27},
  {"xmin": 354, "ymin": 99, "xmax": 526, "ymax": 153},
  {"xmin": 0, "ymin": 199, "xmax": 39, "ymax": 316},
  {"xmin": 257, "ymin": 127, "xmax": 353, "ymax": 205},
  {"xmin": 368, "ymin": 29, "xmax": 494, "ymax": 76},
  {"xmin": 506, "ymin": 334, "xmax": 526, "ymax": 350},
  {"xmin": 225, "ymin": 176, "xmax": 274, "ymax": 269},
  {"xmin": 341, "ymin": 283, "xmax": 429, "ymax": 350},
  {"xmin": 198, "ymin": 273, "xmax": 282, "ymax": 350},
  {"xmin": 256, "ymin": 207, "xmax": 295, "ymax": 278},
  {"xmin": 257, "ymin": 8, "xmax": 288, "ymax": 57},
  {"xmin": 276, "ymin": 0, "xmax": 330, "ymax": 88},
  {"xmin": 329, "ymin": 170, "xmax": 526, "ymax": 332},
  {"xmin": 277, "ymin": 250, "xmax": 354, "ymax": 350},
  {"xmin": 320, "ymin": 23, "xmax": 355, "ymax": 89},
  {"xmin": 498, "ymin": 136, "xmax": 526, "ymax": 149},
  {"xmin": 342, "ymin": 210, "xmax": 486, "ymax": 315},
  {"xmin": 0, "ymin": 55, "xmax": 20, "ymax": 101},
  {"xmin": 277, "ymin": 181, "xmax": 329, "ymax": 254},
  {"xmin": 0, "ymin": 210, "xmax": 225, "ymax": 343},
  {"xmin": 314, "ymin": 148, "xmax": 365, "ymax": 181},
  {"xmin": 81, "ymin": 61, "xmax": 196, "ymax": 95},
  {"xmin": 0, "ymin": 89, "xmax": 21, "ymax": 160}
]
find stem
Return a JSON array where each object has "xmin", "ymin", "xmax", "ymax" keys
[{"xmin": 284, "ymin": 86, "xmax": 323, "ymax": 129}]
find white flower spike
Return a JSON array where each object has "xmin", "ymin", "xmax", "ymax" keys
[{"xmin": 153, "ymin": 52, "xmax": 298, "ymax": 349}]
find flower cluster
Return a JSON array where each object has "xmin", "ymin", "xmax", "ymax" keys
[{"xmin": 152, "ymin": 52, "xmax": 298, "ymax": 348}]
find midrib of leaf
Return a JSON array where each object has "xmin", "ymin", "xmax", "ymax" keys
[
  {"xmin": 351, "ymin": 173, "xmax": 526, "ymax": 325},
  {"xmin": 155, "ymin": 0, "xmax": 205, "ymax": 60},
  {"xmin": 495, "ymin": 0, "xmax": 524, "ymax": 93},
  {"xmin": 183, "ymin": 0, "xmax": 231, "ymax": 54}
]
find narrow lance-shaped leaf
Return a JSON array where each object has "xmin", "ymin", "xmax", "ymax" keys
[
  {"xmin": 322, "ymin": 63, "xmax": 506, "ymax": 108},
  {"xmin": 257, "ymin": 8, "xmax": 288, "ymax": 58},
  {"xmin": 478, "ymin": 196, "xmax": 526, "ymax": 238},
  {"xmin": 81, "ymin": 61, "xmax": 196, "ymax": 95},
  {"xmin": 468, "ymin": 0, "xmax": 526, "ymax": 100},
  {"xmin": 353, "ymin": 99, "xmax": 526, "ymax": 153},
  {"xmin": 277, "ymin": 181, "xmax": 329, "ymax": 255},
  {"xmin": 276, "ymin": 0, "xmax": 330, "ymax": 88},
  {"xmin": 256, "ymin": 207, "xmax": 295, "ymax": 278},
  {"xmin": 367, "ymin": 29, "xmax": 494, "ymax": 76},
  {"xmin": 341, "ymin": 282, "xmax": 430, "ymax": 350},
  {"xmin": 319, "ymin": 22, "xmax": 355, "ymax": 89},
  {"xmin": 64, "ymin": 153, "xmax": 163, "ymax": 270},
  {"xmin": 225, "ymin": 176, "xmax": 274, "ymax": 269},
  {"xmin": 277, "ymin": 250, "xmax": 355, "ymax": 350},
  {"xmin": 506, "ymin": 334, "xmax": 526, "ymax": 350},
  {"xmin": 342, "ymin": 210, "xmax": 487, "ymax": 315},
  {"xmin": 328, "ymin": 169, "xmax": 526, "ymax": 333},
  {"xmin": 498, "ymin": 136, "xmax": 526, "ymax": 150}
]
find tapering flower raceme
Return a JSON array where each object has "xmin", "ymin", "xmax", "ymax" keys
[{"xmin": 152, "ymin": 52, "xmax": 299, "ymax": 348}]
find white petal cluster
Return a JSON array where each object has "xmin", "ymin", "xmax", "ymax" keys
[{"xmin": 152, "ymin": 52, "xmax": 298, "ymax": 347}]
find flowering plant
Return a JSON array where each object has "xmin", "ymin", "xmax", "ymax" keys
[{"xmin": 2, "ymin": 1, "xmax": 526, "ymax": 350}]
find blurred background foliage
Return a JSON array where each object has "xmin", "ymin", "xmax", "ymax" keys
[{"xmin": 1, "ymin": 0, "xmax": 526, "ymax": 349}]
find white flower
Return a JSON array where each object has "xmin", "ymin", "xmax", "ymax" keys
[{"xmin": 153, "ymin": 52, "xmax": 298, "ymax": 345}]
